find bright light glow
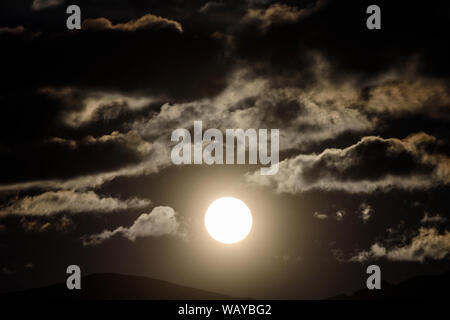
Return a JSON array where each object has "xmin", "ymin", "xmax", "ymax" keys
[{"xmin": 205, "ymin": 197, "xmax": 252, "ymax": 244}]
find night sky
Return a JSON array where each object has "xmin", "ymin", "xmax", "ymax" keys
[{"xmin": 0, "ymin": 0, "xmax": 449, "ymax": 299}]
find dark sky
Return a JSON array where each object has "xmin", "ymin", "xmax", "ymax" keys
[{"xmin": 0, "ymin": 0, "xmax": 449, "ymax": 299}]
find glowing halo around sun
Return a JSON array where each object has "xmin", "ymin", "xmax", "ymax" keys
[{"xmin": 205, "ymin": 197, "xmax": 253, "ymax": 244}]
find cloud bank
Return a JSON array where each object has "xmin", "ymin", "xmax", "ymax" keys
[{"xmin": 246, "ymin": 132, "xmax": 450, "ymax": 193}]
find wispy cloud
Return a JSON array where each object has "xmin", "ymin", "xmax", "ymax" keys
[
  {"xmin": 421, "ymin": 212, "xmax": 447, "ymax": 224},
  {"xmin": 20, "ymin": 215, "xmax": 73, "ymax": 232},
  {"xmin": 31, "ymin": 0, "xmax": 64, "ymax": 11},
  {"xmin": 313, "ymin": 212, "xmax": 328, "ymax": 220},
  {"xmin": 0, "ymin": 191, "xmax": 151, "ymax": 216},
  {"xmin": 243, "ymin": 1, "xmax": 327, "ymax": 32}
]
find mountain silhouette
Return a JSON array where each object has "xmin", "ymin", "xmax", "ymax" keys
[
  {"xmin": 329, "ymin": 270, "xmax": 450, "ymax": 299},
  {"xmin": 0, "ymin": 273, "xmax": 233, "ymax": 300},
  {"xmin": 3, "ymin": 271, "xmax": 449, "ymax": 300}
]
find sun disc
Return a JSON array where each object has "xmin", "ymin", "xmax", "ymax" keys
[{"xmin": 205, "ymin": 197, "xmax": 252, "ymax": 244}]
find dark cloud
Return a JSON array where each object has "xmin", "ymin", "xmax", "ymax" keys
[
  {"xmin": 232, "ymin": 0, "xmax": 450, "ymax": 87},
  {"xmin": 1, "ymin": 262, "xmax": 33, "ymax": 276},
  {"xmin": 0, "ymin": 12, "xmax": 235, "ymax": 101},
  {"xmin": 0, "ymin": 87, "xmax": 163, "ymax": 185},
  {"xmin": 247, "ymin": 132, "xmax": 450, "ymax": 193},
  {"xmin": 0, "ymin": 129, "xmax": 151, "ymax": 184},
  {"xmin": 359, "ymin": 202, "xmax": 374, "ymax": 223},
  {"xmin": 20, "ymin": 215, "xmax": 73, "ymax": 232},
  {"xmin": 0, "ymin": 25, "xmax": 25, "ymax": 34}
]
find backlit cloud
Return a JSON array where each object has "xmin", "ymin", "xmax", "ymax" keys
[
  {"xmin": 31, "ymin": 0, "xmax": 64, "ymax": 11},
  {"xmin": 246, "ymin": 132, "xmax": 450, "ymax": 193},
  {"xmin": 243, "ymin": 1, "xmax": 327, "ymax": 31},
  {"xmin": 83, "ymin": 14, "xmax": 183, "ymax": 33},
  {"xmin": 350, "ymin": 227, "xmax": 450, "ymax": 263},
  {"xmin": 0, "ymin": 191, "xmax": 151, "ymax": 216},
  {"xmin": 82, "ymin": 206, "xmax": 182, "ymax": 246}
]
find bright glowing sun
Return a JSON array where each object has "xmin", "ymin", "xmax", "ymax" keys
[{"xmin": 205, "ymin": 197, "xmax": 253, "ymax": 244}]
